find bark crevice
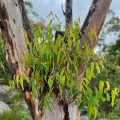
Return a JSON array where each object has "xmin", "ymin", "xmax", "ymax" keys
[{"xmin": 63, "ymin": 103, "xmax": 70, "ymax": 120}]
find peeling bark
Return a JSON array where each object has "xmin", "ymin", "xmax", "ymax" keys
[
  {"xmin": 24, "ymin": 91, "xmax": 42, "ymax": 120},
  {"xmin": 0, "ymin": 0, "xmax": 41, "ymax": 120},
  {"xmin": 18, "ymin": 0, "xmax": 33, "ymax": 42},
  {"xmin": 0, "ymin": 0, "xmax": 27, "ymax": 74}
]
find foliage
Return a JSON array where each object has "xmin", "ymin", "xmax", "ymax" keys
[
  {"xmin": 0, "ymin": 36, "xmax": 6, "ymax": 74},
  {"xmin": 0, "ymin": 107, "xmax": 32, "ymax": 120},
  {"xmin": 94, "ymin": 13, "xmax": 120, "ymax": 118},
  {"xmin": 0, "ymin": 36, "xmax": 12, "ymax": 84},
  {"xmin": 13, "ymin": 17, "xmax": 117, "ymax": 120},
  {"xmin": 0, "ymin": 87, "xmax": 32, "ymax": 120},
  {"xmin": 91, "ymin": 54, "xmax": 120, "ymax": 118}
]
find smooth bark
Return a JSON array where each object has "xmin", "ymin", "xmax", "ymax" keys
[{"xmin": 76, "ymin": 0, "xmax": 112, "ymax": 81}]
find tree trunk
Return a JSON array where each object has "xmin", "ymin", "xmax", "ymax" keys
[
  {"xmin": 0, "ymin": 0, "xmax": 112, "ymax": 120},
  {"xmin": 65, "ymin": 0, "xmax": 73, "ymax": 28},
  {"xmin": 0, "ymin": 0, "xmax": 41, "ymax": 120}
]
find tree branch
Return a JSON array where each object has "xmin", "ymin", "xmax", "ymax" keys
[
  {"xmin": 81, "ymin": 0, "xmax": 112, "ymax": 48},
  {"xmin": 76, "ymin": 0, "xmax": 112, "ymax": 81}
]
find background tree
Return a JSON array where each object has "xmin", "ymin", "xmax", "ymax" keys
[{"xmin": 89, "ymin": 12, "xmax": 120, "ymax": 119}]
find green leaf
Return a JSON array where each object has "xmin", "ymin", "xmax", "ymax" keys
[
  {"xmin": 95, "ymin": 62, "xmax": 100, "ymax": 73},
  {"xmin": 76, "ymin": 40, "xmax": 81, "ymax": 54},
  {"xmin": 73, "ymin": 57, "xmax": 78, "ymax": 75},
  {"xmin": 20, "ymin": 76, "xmax": 24, "ymax": 90},
  {"xmin": 111, "ymin": 88, "xmax": 119, "ymax": 107},
  {"xmin": 48, "ymin": 20, "xmax": 52, "ymax": 28},
  {"xmin": 92, "ymin": 96, "xmax": 99, "ymax": 106},
  {"xmin": 67, "ymin": 36, "xmax": 72, "ymax": 49},
  {"xmin": 106, "ymin": 92, "xmax": 110, "ymax": 101},
  {"xmin": 90, "ymin": 62, "xmax": 95, "ymax": 78},
  {"xmin": 48, "ymin": 77, "xmax": 53, "ymax": 90},
  {"xmin": 35, "ymin": 70, "xmax": 40, "ymax": 86},
  {"xmin": 0, "ymin": 63, "xmax": 6, "ymax": 74},
  {"xmin": 99, "ymin": 60, "xmax": 105, "ymax": 69},
  {"xmin": 104, "ymin": 81, "xmax": 110, "ymax": 92},
  {"xmin": 59, "ymin": 84, "xmax": 62, "ymax": 97},
  {"xmin": 88, "ymin": 105, "xmax": 92, "ymax": 119},
  {"xmin": 93, "ymin": 106, "xmax": 98, "ymax": 119},
  {"xmin": 91, "ymin": 62, "xmax": 94, "ymax": 73},
  {"xmin": 86, "ymin": 68, "xmax": 91, "ymax": 81},
  {"xmin": 101, "ymin": 96, "xmax": 106, "ymax": 102},
  {"xmin": 61, "ymin": 75, "xmax": 65, "ymax": 86},
  {"xmin": 54, "ymin": 37, "xmax": 62, "ymax": 54},
  {"xmin": 60, "ymin": 67, "xmax": 66, "ymax": 78},
  {"xmin": 57, "ymin": 51, "xmax": 60, "ymax": 64},
  {"xmin": 15, "ymin": 74, "xmax": 19, "ymax": 88},
  {"xmin": 99, "ymin": 81, "xmax": 104, "ymax": 93},
  {"xmin": 32, "ymin": 81, "xmax": 38, "ymax": 98},
  {"xmin": 88, "ymin": 31, "xmax": 93, "ymax": 41}
]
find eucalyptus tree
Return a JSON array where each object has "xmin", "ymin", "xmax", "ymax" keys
[{"xmin": 0, "ymin": 0, "xmax": 112, "ymax": 120}]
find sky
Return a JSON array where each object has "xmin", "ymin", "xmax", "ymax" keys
[
  {"xmin": 26, "ymin": 0, "xmax": 120, "ymax": 47},
  {"xmin": 28, "ymin": 0, "xmax": 120, "ymax": 25}
]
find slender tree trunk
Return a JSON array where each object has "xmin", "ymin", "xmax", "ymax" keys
[
  {"xmin": 55, "ymin": 0, "xmax": 73, "ymax": 40},
  {"xmin": 65, "ymin": 0, "xmax": 73, "ymax": 28},
  {"xmin": 0, "ymin": 0, "xmax": 112, "ymax": 120}
]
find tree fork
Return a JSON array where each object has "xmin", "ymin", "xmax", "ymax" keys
[{"xmin": 0, "ymin": 0, "xmax": 112, "ymax": 120}]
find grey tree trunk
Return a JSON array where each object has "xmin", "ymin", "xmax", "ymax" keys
[
  {"xmin": 65, "ymin": 0, "xmax": 73, "ymax": 28},
  {"xmin": 0, "ymin": 0, "xmax": 112, "ymax": 120}
]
